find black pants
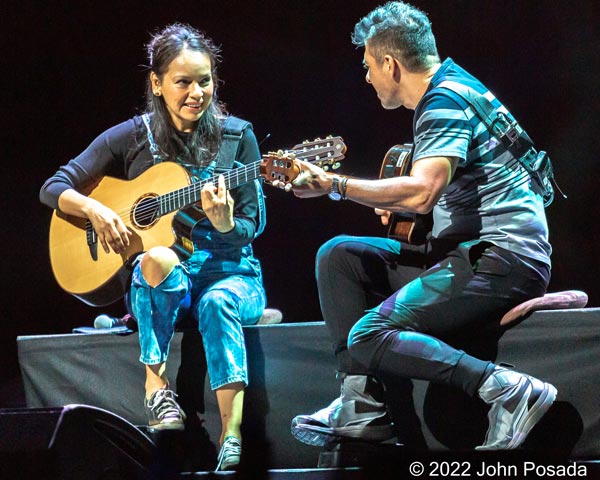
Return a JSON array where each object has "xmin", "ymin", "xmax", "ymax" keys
[{"xmin": 316, "ymin": 235, "xmax": 550, "ymax": 396}]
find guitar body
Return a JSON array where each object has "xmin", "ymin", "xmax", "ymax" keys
[
  {"xmin": 379, "ymin": 144, "xmax": 432, "ymax": 245},
  {"xmin": 49, "ymin": 162, "xmax": 194, "ymax": 306}
]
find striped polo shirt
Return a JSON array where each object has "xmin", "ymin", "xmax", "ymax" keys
[{"xmin": 413, "ymin": 58, "xmax": 551, "ymax": 266}]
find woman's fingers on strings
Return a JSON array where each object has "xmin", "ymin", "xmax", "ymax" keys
[
  {"xmin": 202, "ymin": 181, "xmax": 218, "ymax": 197},
  {"xmin": 115, "ymin": 222, "xmax": 131, "ymax": 247},
  {"xmin": 99, "ymin": 223, "xmax": 129, "ymax": 254},
  {"xmin": 217, "ymin": 175, "xmax": 229, "ymax": 203},
  {"xmin": 100, "ymin": 238, "xmax": 110, "ymax": 254}
]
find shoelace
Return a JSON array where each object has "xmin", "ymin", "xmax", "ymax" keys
[{"xmin": 149, "ymin": 390, "xmax": 182, "ymax": 421}]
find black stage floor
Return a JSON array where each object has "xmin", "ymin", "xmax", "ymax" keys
[{"xmin": 2, "ymin": 445, "xmax": 599, "ymax": 480}]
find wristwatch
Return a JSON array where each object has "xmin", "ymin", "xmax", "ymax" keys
[{"xmin": 328, "ymin": 176, "xmax": 342, "ymax": 201}]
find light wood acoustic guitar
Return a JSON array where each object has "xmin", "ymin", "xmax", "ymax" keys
[
  {"xmin": 379, "ymin": 143, "xmax": 432, "ymax": 245},
  {"xmin": 49, "ymin": 136, "xmax": 346, "ymax": 306}
]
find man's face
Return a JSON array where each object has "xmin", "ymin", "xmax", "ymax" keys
[{"xmin": 363, "ymin": 43, "xmax": 401, "ymax": 110}]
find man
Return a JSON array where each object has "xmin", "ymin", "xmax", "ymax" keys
[{"xmin": 282, "ymin": 1, "xmax": 556, "ymax": 450}]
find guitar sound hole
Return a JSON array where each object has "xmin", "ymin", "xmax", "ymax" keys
[{"xmin": 132, "ymin": 195, "xmax": 160, "ymax": 229}]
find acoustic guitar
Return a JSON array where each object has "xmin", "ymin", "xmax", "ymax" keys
[
  {"xmin": 49, "ymin": 136, "xmax": 346, "ymax": 306},
  {"xmin": 379, "ymin": 143, "xmax": 432, "ymax": 245}
]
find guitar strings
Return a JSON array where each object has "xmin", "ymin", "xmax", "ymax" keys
[
  {"xmin": 109, "ymin": 162, "xmax": 263, "ymax": 226},
  {"xmin": 92, "ymin": 142, "xmax": 340, "ymax": 229}
]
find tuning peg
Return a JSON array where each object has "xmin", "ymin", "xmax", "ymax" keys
[
  {"xmin": 323, "ymin": 165, "xmax": 330, "ymax": 171},
  {"xmin": 332, "ymin": 162, "xmax": 341, "ymax": 170}
]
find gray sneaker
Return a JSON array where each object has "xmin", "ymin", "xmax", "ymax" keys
[
  {"xmin": 145, "ymin": 388, "xmax": 186, "ymax": 432},
  {"xmin": 215, "ymin": 436, "xmax": 242, "ymax": 471},
  {"xmin": 291, "ymin": 374, "xmax": 395, "ymax": 446},
  {"xmin": 476, "ymin": 366, "xmax": 557, "ymax": 450}
]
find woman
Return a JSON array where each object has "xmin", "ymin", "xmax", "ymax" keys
[{"xmin": 40, "ymin": 23, "xmax": 267, "ymax": 471}]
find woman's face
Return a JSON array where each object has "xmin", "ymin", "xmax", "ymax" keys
[{"xmin": 151, "ymin": 48, "xmax": 214, "ymax": 132}]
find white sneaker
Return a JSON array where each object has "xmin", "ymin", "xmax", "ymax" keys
[
  {"xmin": 215, "ymin": 436, "xmax": 241, "ymax": 471},
  {"xmin": 477, "ymin": 366, "xmax": 557, "ymax": 450},
  {"xmin": 291, "ymin": 375, "xmax": 395, "ymax": 446}
]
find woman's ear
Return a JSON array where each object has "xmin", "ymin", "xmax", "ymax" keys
[{"xmin": 150, "ymin": 72, "xmax": 162, "ymax": 96}]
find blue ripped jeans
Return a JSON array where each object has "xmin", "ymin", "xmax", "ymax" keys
[{"xmin": 129, "ymin": 262, "xmax": 266, "ymax": 390}]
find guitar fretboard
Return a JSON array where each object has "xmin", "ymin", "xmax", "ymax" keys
[{"xmin": 158, "ymin": 161, "xmax": 263, "ymax": 215}]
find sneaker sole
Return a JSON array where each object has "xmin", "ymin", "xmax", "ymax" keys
[
  {"xmin": 148, "ymin": 422, "xmax": 186, "ymax": 433},
  {"xmin": 506, "ymin": 380, "xmax": 557, "ymax": 449},
  {"xmin": 216, "ymin": 459, "xmax": 240, "ymax": 471},
  {"xmin": 291, "ymin": 420, "xmax": 395, "ymax": 446},
  {"xmin": 216, "ymin": 454, "xmax": 241, "ymax": 471}
]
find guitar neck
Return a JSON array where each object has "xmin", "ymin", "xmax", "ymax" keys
[
  {"xmin": 158, "ymin": 161, "xmax": 262, "ymax": 215},
  {"xmin": 158, "ymin": 135, "xmax": 345, "ymax": 216}
]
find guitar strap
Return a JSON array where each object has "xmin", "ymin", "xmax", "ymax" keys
[
  {"xmin": 213, "ymin": 116, "xmax": 267, "ymax": 237},
  {"xmin": 141, "ymin": 113, "xmax": 164, "ymax": 163},
  {"xmin": 213, "ymin": 116, "xmax": 251, "ymax": 170},
  {"xmin": 436, "ymin": 80, "xmax": 562, "ymax": 206}
]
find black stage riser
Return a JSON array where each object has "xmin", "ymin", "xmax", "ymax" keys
[{"xmin": 17, "ymin": 308, "xmax": 600, "ymax": 471}]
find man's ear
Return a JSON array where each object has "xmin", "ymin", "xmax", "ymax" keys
[
  {"xmin": 383, "ymin": 54, "xmax": 394, "ymax": 73},
  {"xmin": 383, "ymin": 55, "xmax": 402, "ymax": 81}
]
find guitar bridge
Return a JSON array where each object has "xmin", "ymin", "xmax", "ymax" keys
[{"xmin": 86, "ymin": 221, "xmax": 98, "ymax": 261}]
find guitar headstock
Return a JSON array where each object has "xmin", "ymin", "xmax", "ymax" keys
[{"xmin": 260, "ymin": 136, "xmax": 346, "ymax": 184}]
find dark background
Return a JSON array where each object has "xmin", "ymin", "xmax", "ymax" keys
[{"xmin": 2, "ymin": 1, "xmax": 598, "ymax": 397}]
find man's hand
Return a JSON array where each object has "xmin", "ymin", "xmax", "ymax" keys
[
  {"xmin": 201, "ymin": 174, "xmax": 235, "ymax": 232},
  {"xmin": 374, "ymin": 208, "xmax": 392, "ymax": 226},
  {"xmin": 272, "ymin": 159, "xmax": 331, "ymax": 198}
]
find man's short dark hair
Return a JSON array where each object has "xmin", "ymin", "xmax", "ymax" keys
[{"xmin": 352, "ymin": 1, "xmax": 440, "ymax": 72}]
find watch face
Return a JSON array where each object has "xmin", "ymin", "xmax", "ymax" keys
[{"xmin": 329, "ymin": 177, "xmax": 341, "ymax": 201}]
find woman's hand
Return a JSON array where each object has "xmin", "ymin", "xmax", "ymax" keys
[
  {"xmin": 58, "ymin": 189, "xmax": 132, "ymax": 254},
  {"xmin": 201, "ymin": 174, "xmax": 235, "ymax": 232},
  {"xmin": 83, "ymin": 199, "xmax": 132, "ymax": 254}
]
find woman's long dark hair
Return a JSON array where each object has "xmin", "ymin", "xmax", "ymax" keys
[{"xmin": 145, "ymin": 23, "xmax": 227, "ymax": 166}]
